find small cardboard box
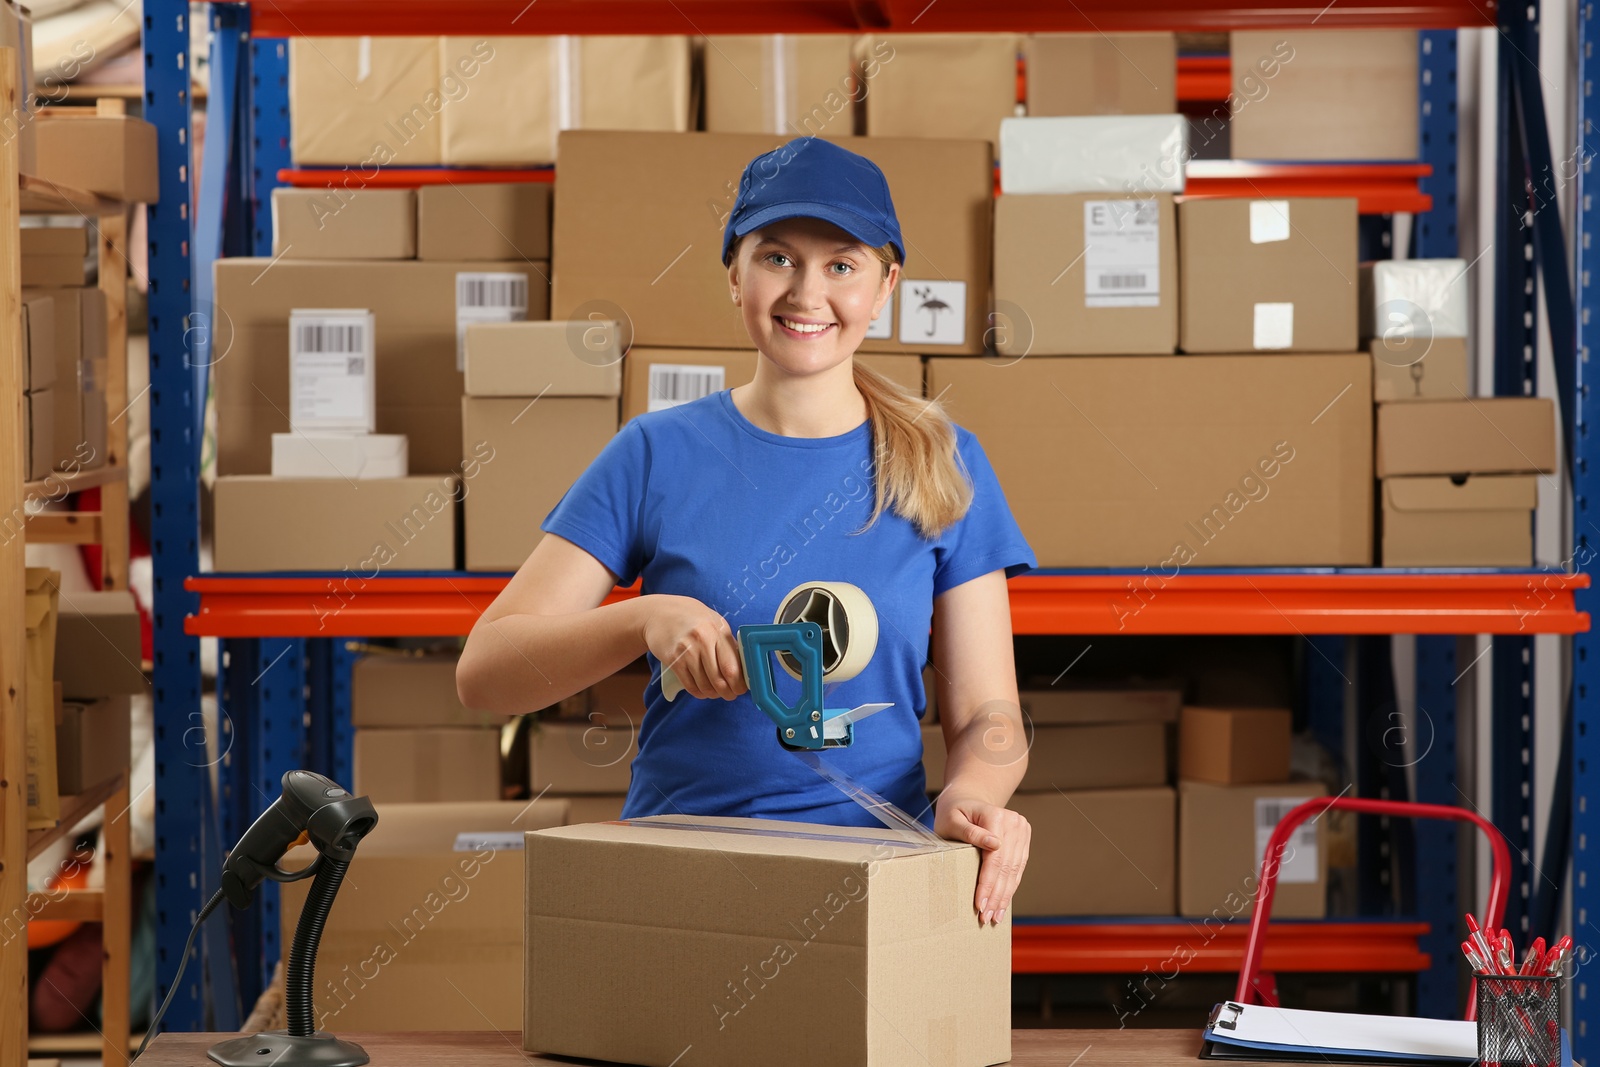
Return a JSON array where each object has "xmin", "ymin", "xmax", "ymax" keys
[
  {"xmin": 34, "ymin": 113, "xmax": 160, "ymax": 202},
  {"xmin": 24, "ymin": 568, "xmax": 61, "ymax": 829},
  {"xmin": 926, "ymin": 721, "xmax": 1167, "ymax": 791},
  {"xmin": 1009, "ymin": 788, "xmax": 1176, "ymax": 916},
  {"xmin": 280, "ymin": 799, "xmax": 568, "ymax": 1031},
  {"xmin": 81, "ymin": 357, "xmax": 107, "ymax": 468},
  {"xmin": 22, "ymin": 226, "xmax": 89, "ymax": 286},
  {"xmin": 525, "ymin": 815, "xmax": 1010, "ymax": 1067},
  {"xmin": 558, "ymin": 794, "xmax": 628, "ymax": 823},
  {"xmin": 1178, "ymin": 197, "xmax": 1359, "ymax": 354},
  {"xmin": 270, "ymin": 433, "xmax": 409, "ymax": 480},
  {"xmin": 1178, "ymin": 779, "xmax": 1328, "ymax": 919},
  {"xmin": 464, "ymin": 321, "xmax": 622, "ymax": 398},
  {"xmin": 1017, "ymin": 683, "xmax": 1182, "ymax": 725},
  {"xmin": 926, "ymin": 355, "xmax": 1372, "ymax": 567},
  {"xmin": 622, "ymin": 349, "xmax": 758, "ymax": 422},
  {"xmin": 528, "ymin": 720, "xmax": 636, "ymax": 794},
  {"xmin": 1230, "ymin": 30, "xmax": 1418, "ymax": 162},
  {"xmin": 24, "ymin": 286, "xmax": 106, "ymax": 470},
  {"xmin": 289, "ymin": 36, "xmax": 444, "ymax": 165},
  {"xmin": 1024, "ymin": 33, "xmax": 1176, "ymax": 116},
  {"xmin": 53, "ymin": 590, "xmax": 143, "ymax": 700},
  {"xmin": 417, "ymin": 182, "xmax": 552, "ymax": 260},
  {"xmin": 1178, "ymin": 706, "xmax": 1292, "ymax": 785},
  {"xmin": 552, "ymin": 130, "xmax": 993, "ymax": 355},
  {"xmin": 994, "ymin": 193, "xmax": 1176, "ymax": 355},
  {"xmin": 55, "ymin": 694, "xmax": 131, "ymax": 795},
  {"xmin": 25, "ymin": 388, "xmax": 52, "ymax": 480},
  {"xmin": 703, "ymin": 34, "xmax": 859, "ymax": 135},
  {"xmin": 859, "ymin": 33, "xmax": 1019, "ymax": 146},
  {"xmin": 1381, "ymin": 475, "xmax": 1537, "ymax": 567},
  {"xmin": 214, "ymin": 475, "xmax": 460, "ymax": 572},
  {"xmin": 353, "ymin": 727, "xmax": 502, "ymax": 803},
  {"xmin": 1371, "ymin": 336, "xmax": 1470, "ymax": 402},
  {"xmin": 461, "ymin": 396, "xmax": 616, "ymax": 571},
  {"xmin": 21, "ymin": 292, "xmax": 55, "ymax": 392},
  {"xmin": 352, "ymin": 653, "xmax": 502, "ymax": 729},
  {"xmin": 271, "ymin": 187, "xmax": 417, "ymax": 259},
  {"xmin": 1376, "ymin": 398, "xmax": 1557, "ymax": 476}
]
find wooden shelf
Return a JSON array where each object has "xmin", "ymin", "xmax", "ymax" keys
[
  {"xmin": 27, "ymin": 888, "xmax": 103, "ymax": 924},
  {"xmin": 26, "ymin": 774, "xmax": 124, "ymax": 862},
  {"xmin": 19, "ymin": 172, "xmax": 124, "ymax": 216},
  {"xmin": 23, "ymin": 463, "xmax": 127, "ymax": 498}
]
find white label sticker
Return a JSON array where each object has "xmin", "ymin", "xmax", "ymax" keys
[
  {"xmin": 1255, "ymin": 797, "xmax": 1318, "ymax": 885},
  {"xmin": 456, "ymin": 272, "xmax": 529, "ymax": 371},
  {"xmin": 864, "ymin": 293, "xmax": 893, "ymax": 339},
  {"xmin": 453, "ymin": 831, "xmax": 524, "ymax": 852},
  {"xmin": 1249, "ymin": 200, "xmax": 1291, "ymax": 244},
  {"xmin": 1083, "ymin": 199, "xmax": 1161, "ymax": 308},
  {"xmin": 290, "ymin": 310, "xmax": 374, "ymax": 431},
  {"xmin": 647, "ymin": 363, "xmax": 726, "ymax": 413},
  {"xmin": 1253, "ymin": 302, "xmax": 1294, "ymax": 350},
  {"xmin": 899, "ymin": 279, "xmax": 967, "ymax": 346}
]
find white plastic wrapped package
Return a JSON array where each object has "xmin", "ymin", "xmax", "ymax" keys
[
  {"xmin": 999, "ymin": 114, "xmax": 1187, "ymax": 195},
  {"xmin": 1361, "ymin": 258, "xmax": 1470, "ymax": 341}
]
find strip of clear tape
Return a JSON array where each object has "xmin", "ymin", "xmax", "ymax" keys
[{"xmin": 790, "ymin": 749, "xmax": 944, "ymax": 848}]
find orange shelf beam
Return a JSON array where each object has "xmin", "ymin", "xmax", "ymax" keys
[
  {"xmin": 1177, "ymin": 55, "xmax": 1232, "ymax": 101},
  {"xmin": 184, "ymin": 572, "xmax": 1588, "ymax": 639},
  {"xmin": 276, "ymin": 168, "xmax": 553, "ymax": 188},
  {"xmin": 1012, "ymin": 920, "xmax": 1431, "ymax": 974},
  {"xmin": 1183, "ymin": 161, "xmax": 1434, "ymax": 215}
]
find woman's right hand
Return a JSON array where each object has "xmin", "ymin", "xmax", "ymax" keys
[{"xmin": 642, "ymin": 595, "xmax": 748, "ymax": 700}]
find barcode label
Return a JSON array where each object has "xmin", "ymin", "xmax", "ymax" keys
[
  {"xmin": 454, "ymin": 831, "xmax": 524, "ymax": 852},
  {"xmin": 294, "ymin": 321, "xmax": 366, "ymax": 354},
  {"xmin": 647, "ymin": 363, "xmax": 725, "ymax": 412},
  {"xmin": 456, "ymin": 272, "xmax": 529, "ymax": 371},
  {"xmin": 289, "ymin": 310, "xmax": 375, "ymax": 431},
  {"xmin": 1083, "ymin": 199, "xmax": 1161, "ymax": 309},
  {"xmin": 1254, "ymin": 796, "xmax": 1319, "ymax": 885}
]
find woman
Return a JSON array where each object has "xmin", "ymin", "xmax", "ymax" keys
[{"xmin": 458, "ymin": 136, "xmax": 1035, "ymax": 925}]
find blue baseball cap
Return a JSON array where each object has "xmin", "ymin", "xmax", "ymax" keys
[{"xmin": 721, "ymin": 137, "xmax": 905, "ymax": 267}]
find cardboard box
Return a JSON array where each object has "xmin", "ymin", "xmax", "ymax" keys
[
  {"xmin": 22, "ymin": 225, "xmax": 89, "ymax": 286},
  {"xmin": 1230, "ymin": 30, "xmax": 1418, "ymax": 162},
  {"xmin": 622, "ymin": 349, "xmax": 757, "ymax": 422},
  {"xmin": 54, "ymin": 694, "xmax": 131, "ymax": 795},
  {"xmin": 525, "ymin": 815, "xmax": 1009, "ymax": 1067},
  {"xmin": 21, "ymin": 292, "xmax": 54, "ymax": 392},
  {"xmin": 464, "ymin": 321, "xmax": 622, "ymax": 398},
  {"xmin": 703, "ymin": 35, "xmax": 858, "ymax": 135},
  {"xmin": 559, "ymin": 794, "xmax": 627, "ymax": 823},
  {"xmin": 586, "ymin": 667, "xmax": 649, "ymax": 727},
  {"xmin": 1178, "ymin": 706, "xmax": 1291, "ymax": 785},
  {"xmin": 80, "ymin": 357, "xmax": 106, "ymax": 471},
  {"xmin": 928, "ymin": 721, "xmax": 1167, "ymax": 791},
  {"xmin": 1009, "ymin": 788, "xmax": 1175, "ymax": 916},
  {"xmin": 994, "ymin": 193, "xmax": 1176, "ymax": 356},
  {"xmin": 1178, "ymin": 198, "xmax": 1359, "ymax": 354},
  {"xmin": 552, "ymin": 131, "xmax": 993, "ymax": 355},
  {"xmin": 24, "ymin": 568, "xmax": 60, "ymax": 829},
  {"xmin": 858, "ymin": 353, "xmax": 923, "ymax": 396},
  {"xmin": 25, "ymin": 388, "xmax": 52, "ymax": 480},
  {"xmin": 24, "ymin": 286, "xmax": 106, "ymax": 471},
  {"xmin": 1371, "ymin": 336, "xmax": 1470, "ymax": 402},
  {"xmin": 289, "ymin": 36, "xmax": 445, "ymax": 165},
  {"xmin": 1178, "ymin": 779, "xmax": 1327, "ymax": 919},
  {"xmin": 271, "ymin": 187, "xmax": 417, "ymax": 259},
  {"xmin": 34, "ymin": 113, "xmax": 159, "ymax": 202},
  {"xmin": 999, "ymin": 115, "xmax": 1187, "ymax": 195},
  {"xmin": 288, "ymin": 308, "xmax": 377, "ymax": 433},
  {"xmin": 1381, "ymin": 475, "xmax": 1536, "ymax": 567},
  {"xmin": 53, "ymin": 590, "xmax": 143, "ymax": 700},
  {"xmin": 1024, "ymin": 33, "xmax": 1177, "ymax": 116},
  {"xmin": 352, "ymin": 653, "xmax": 502, "ymax": 729},
  {"xmin": 926, "ymin": 355, "xmax": 1373, "ymax": 567},
  {"xmin": 1360, "ymin": 258, "xmax": 1470, "ymax": 341},
  {"xmin": 270, "ymin": 433, "xmax": 408, "ymax": 479},
  {"xmin": 922, "ymin": 722, "xmax": 946, "ymax": 790},
  {"xmin": 214, "ymin": 475, "xmax": 460, "ymax": 572},
  {"xmin": 417, "ymin": 182, "xmax": 552, "ymax": 260},
  {"xmin": 461, "ymin": 397, "xmax": 615, "ymax": 571},
  {"xmin": 213, "ymin": 258, "xmax": 550, "ymax": 475},
  {"xmin": 1375, "ymin": 398, "xmax": 1557, "ymax": 476},
  {"xmin": 353, "ymin": 727, "xmax": 502, "ymax": 803},
  {"xmin": 279, "ymin": 799, "xmax": 568, "ymax": 1032},
  {"xmin": 860, "ymin": 33, "xmax": 1018, "ymax": 146},
  {"xmin": 1017, "ymin": 684, "xmax": 1183, "ymax": 725},
  {"xmin": 440, "ymin": 36, "xmax": 692, "ymax": 165},
  {"xmin": 528, "ymin": 719, "xmax": 635, "ymax": 794}
]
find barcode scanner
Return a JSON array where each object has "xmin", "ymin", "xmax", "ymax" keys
[{"xmin": 219, "ymin": 770, "xmax": 377, "ymax": 909}]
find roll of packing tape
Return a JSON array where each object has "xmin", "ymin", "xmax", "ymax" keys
[{"xmin": 660, "ymin": 580, "xmax": 878, "ymax": 700}]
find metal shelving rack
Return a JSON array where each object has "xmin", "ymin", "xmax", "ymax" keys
[{"xmin": 136, "ymin": 0, "xmax": 1594, "ymax": 1053}]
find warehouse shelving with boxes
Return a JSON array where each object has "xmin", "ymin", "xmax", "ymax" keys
[{"xmin": 3, "ymin": 0, "xmax": 1591, "ymax": 1063}]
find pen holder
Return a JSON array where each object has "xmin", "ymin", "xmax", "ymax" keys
[{"xmin": 1475, "ymin": 973, "xmax": 1562, "ymax": 1067}]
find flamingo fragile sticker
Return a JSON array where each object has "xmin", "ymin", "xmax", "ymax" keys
[{"xmin": 897, "ymin": 280, "xmax": 966, "ymax": 346}]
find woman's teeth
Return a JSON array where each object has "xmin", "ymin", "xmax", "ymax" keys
[{"xmin": 778, "ymin": 317, "xmax": 833, "ymax": 334}]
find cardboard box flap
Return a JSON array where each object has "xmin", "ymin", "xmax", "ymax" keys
[
  {"xmin": 534, "ymin": 813, "xmax": 955, "ymax": 862},
  {"xmin": 1385, "ymin": 475, "xmax": 1538, "ymax": 513}
]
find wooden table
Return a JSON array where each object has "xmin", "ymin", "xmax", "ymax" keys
[{"xmin": 139, "ymin": 1029, "xmax": 1301, "ymax": 1066}]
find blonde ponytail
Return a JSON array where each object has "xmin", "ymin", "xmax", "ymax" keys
[{"xmin": 851, "ymin": 358, "xmax": 973, "ymax": 543}]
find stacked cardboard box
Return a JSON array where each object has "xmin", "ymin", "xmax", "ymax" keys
[
  {"xmin": 857, "ymin": 33, "xmax": 1019, "ymax": 146},
  {"xmin": 55, "ymin": 695, "xmax": 131, "ymax": 795},
  {"xmin": 1175, "ymin": 706, "xmax": 1329, "ymax": 919},
  {"xmin": 1023, "ymin": 33, "xmax": 1177, "ymax": 116},
  {"xmin": 19, "ymin": 291, "xmax": 54, "ymax": 479},
  {"xmin": 22, "ymin": 275, "xmax": 107, "ymax": 474},
  {"xmin": 532, "ymin": 662, "xmax": 653, "ymax": 822},
  {"xmin": 702, "ymin": 35, "xmax": 858, "ymax": 136},
  {"xmin": 350, "ymin": 654, "xmax": 504, "ymax": 804},
  {"xmin": 33, "ymin": 112, "xmax": 160, "ymax": 202},
  {"xmin": 53, "ymin": 590, "xmax": 144, "ymax": 700},
  {"xmin": 925, "ymin": 684, "xmax": 1182, "ymax": 916}
]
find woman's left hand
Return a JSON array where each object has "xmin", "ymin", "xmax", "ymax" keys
[{"xmin": 934, "ymin": 793, "xmax": 1031, "ymax": 925}]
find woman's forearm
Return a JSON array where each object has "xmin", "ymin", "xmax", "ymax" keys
[{"xmin": 457, "ymin": 595, "xmax": 656, "ymax": 715}]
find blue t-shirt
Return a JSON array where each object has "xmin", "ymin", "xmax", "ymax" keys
[{"xmin": 540, "ymin": 388, "xmax": 1037, "ymax": 829}]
